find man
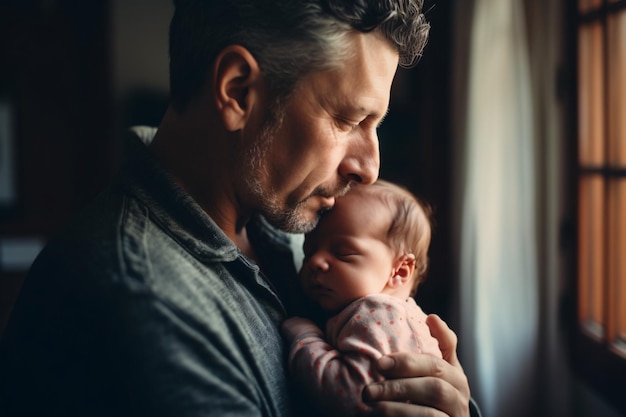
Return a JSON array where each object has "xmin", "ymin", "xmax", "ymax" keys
[{"xmin": 0, "ymin": 1, "xmax": 478, "ymax": 416}]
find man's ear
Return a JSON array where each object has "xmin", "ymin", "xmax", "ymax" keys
[
  {"xmin": 389, "ymin": 253, "xmax": 416, "ymax": 288},
  {"xmin": 212, "ymin": 45, "xmax": 264, "ymax": 132}
]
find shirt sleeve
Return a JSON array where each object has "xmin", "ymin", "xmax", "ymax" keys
[{"xmin": 283, "ymin": 316, "xmax": 373, "ymax": 417}]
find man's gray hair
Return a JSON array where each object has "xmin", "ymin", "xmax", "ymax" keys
[{"xmin": 169, "ymin": 0, "xmax": 430, "ymax": 111}]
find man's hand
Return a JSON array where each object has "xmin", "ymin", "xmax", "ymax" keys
[{"xmin": 360, "ymin": 315, "xmax": 471, "ymax": 417}]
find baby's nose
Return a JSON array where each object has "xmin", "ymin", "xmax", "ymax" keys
[{"xmin": 308, "ymin": 253, "xmax": 329, "ymax": 273}]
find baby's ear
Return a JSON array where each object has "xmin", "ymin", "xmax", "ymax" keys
[{"xmin": 389, "ymin": 253, "xmax": 416, "ymax": 287}]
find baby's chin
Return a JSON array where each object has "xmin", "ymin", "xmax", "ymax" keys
[{"xmin": 315, "ymin": 299, "xmax": 348, "ymax": 316}]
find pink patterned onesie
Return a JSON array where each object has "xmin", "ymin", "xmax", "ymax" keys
[{"xmin": 282, "ymin": 294, "xmax": 442, "ymax": 417}]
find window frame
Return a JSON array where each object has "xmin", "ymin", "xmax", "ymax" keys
[{"xmin": 571, "ymin": 0, "xmax": 626, "ymax": 413}]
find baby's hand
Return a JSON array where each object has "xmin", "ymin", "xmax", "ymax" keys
[{"xmin": 281, "ymin": 316, "xmax": 324, "ymax": 342}]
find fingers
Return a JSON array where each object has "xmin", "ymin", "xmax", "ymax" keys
[
  {"xmin": 358, "ymin": 399, "xmax": 449, "ymax": 417},
  {"xmin": 364, "ymin": 314, "xmax": 472, "ymax": 417},
  {"xmin": 363, "ymin": 376, "xmax": 469, "ymax": 417},
  {"xmin": 426, "ymin": 314, "xmax": 460, "ymax": 367},
  {"xmin": 372, "ymin": 352, "xmax": 452, "ymax": 383},
  {"xmin": 372, "ymin": 352, "xmax": 470, "ymax": 404},
  {"xmin": 424, "ymin": 315, "xmax": 470, "ymax": 404}
]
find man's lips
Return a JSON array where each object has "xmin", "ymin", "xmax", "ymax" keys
[
  {"xmin": 310, "ymin": 182, "xmax": 352, "ymax": 208},
  {"xmin": 318, "ymin": 195, "xmax": 336, "ymax": 210}
]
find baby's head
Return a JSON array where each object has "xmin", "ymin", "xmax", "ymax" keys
[{"xmin": 299, "ymin": 180, "xmax": 432, "ymax": 313}]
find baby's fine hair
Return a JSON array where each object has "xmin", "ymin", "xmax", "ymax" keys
[{"xmin": 365, "ymin": 180, "xmax": 433, "ymax": 295}]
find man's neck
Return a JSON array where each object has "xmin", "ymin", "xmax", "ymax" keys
[
  {"xmin": 151, "ymin": 105, "xmax": 257, "ymax": 260},
  {"xmin": 234, "ymin": 227, "xmax": 259, "ymax": 262}
]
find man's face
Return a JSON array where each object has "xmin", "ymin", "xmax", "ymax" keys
[{"xmin": 241, "ymin": 32, "xmax": 399, "ymax": 233}]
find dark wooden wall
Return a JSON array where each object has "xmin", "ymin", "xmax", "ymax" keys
[
  {"xmin": 380, "ymin": 0, "xmax": 454, "ymax": 319},
  {"xmin": 0, "ymin": 0, "xmax": 115, "ymax": 333}
]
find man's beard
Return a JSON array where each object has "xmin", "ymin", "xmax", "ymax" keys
[{"xmin": 241, "ymin": 101, "xmax": 350, "ymax": 234}]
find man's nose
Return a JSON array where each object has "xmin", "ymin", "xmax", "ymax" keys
[{"xmin": 339, "ymin": 129, "xmax": 380, "ymax": 185}]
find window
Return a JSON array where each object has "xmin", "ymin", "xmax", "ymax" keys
[{"xmin": 575, "ymin": 0, "xmax": 626, "ymax": 412}]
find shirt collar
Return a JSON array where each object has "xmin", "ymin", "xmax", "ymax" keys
[{"xmin": 120, "ymin": 128, "xmax": 240, "ymax": 263}]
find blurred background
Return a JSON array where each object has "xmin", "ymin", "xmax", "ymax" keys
[{"xmin": 0, "ymin": 0, "xmax": 624, "ymax": 416}]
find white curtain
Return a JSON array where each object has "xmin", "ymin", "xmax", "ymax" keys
[{"xmin": 454, "ymin": 0, "xmax": 539, "ymax": 415}]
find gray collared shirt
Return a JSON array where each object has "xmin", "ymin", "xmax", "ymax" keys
[
  {"xmin": 0, "ymin": 128, "xmax": 481, "ymax": 417},
  {"xmin": 0, "ymin": 130, "xmax": 297, "ymax": 416}
]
